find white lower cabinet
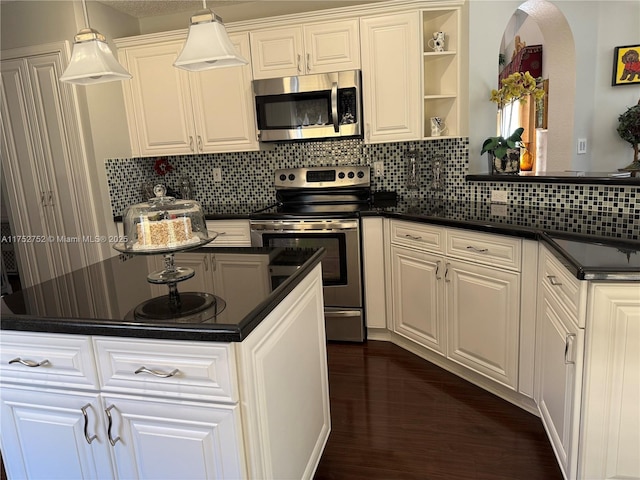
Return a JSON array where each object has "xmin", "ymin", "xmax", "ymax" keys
[
  {"xmin": 103, "ymin": 394, "xmax": 244, "ymax": 479},
  {"xmin": 0, "ymin": 386, "xmax": 114, "ymax": 479},
  {"xmin": 535, "ymin": 279, "xmax": 584, "ymax": 480},
  {"xmin": 389, "ymin": 220, "xmax": 523, "ymax": 391},
  {"xmin": 535, "ymin": 244, "xmax": 640, "ymax": 480},
  {"xmin": 0, "ymin": 265, "xmax": 329, "ymax": 479},
  {"xmin": 446, "ymin": 259, "xmax": 520, "ymax": 389},
  {"xmin": 391, "ymin": 244, "xmax": 445, "ymax": 355}
]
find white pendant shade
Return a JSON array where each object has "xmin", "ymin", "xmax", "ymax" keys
[
  {"xmin": 174, "ymin": 11, "xmax": 248, "ymax": 71},
  {"xmin": 60, "ymin": 33, "xmax": 132, "ymax": 85}
]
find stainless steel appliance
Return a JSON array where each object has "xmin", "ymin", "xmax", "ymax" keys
[
  {"xmin": 253, "ymin": 70, "xmax": 362, "ymax": 142},
  {"xmin": 250, "ymin": 166, "xmax": 370, "ymax": 341}
]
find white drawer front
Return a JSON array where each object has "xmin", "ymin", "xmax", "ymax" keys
[
  {"xmin": 540, "ymin": 247, "xmax": 586, "ymax": 326},
  {"xmin": 390, "ymin": 220, "xmax": 444, "ymax": 253},
  {"xmin": 206, "ymin": 220, "xmax": 251, "ymax": 246},
  {"xmin": 446, "ymin": 229, "xmax": 522, "ymax": 271},
  {"xmin": 94, "ymin": 337, "xmax": 238, "ymax": 402},
  {"xmin": 0, "ymin": 331, "xmax": 99, "ymax": 389}
]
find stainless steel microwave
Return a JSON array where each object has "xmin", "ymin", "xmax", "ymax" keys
[{"xmin": 253, "ymin": 70, "xmax": 362, "ymax": 142}]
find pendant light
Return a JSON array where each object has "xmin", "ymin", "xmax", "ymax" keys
[
  {"xmin": 174, "ymin": 0, "xmax": 248, "ymax": 71},
  {"xmin": 60, "ymin": 0, "xmax": 132, "ymax": 85}
]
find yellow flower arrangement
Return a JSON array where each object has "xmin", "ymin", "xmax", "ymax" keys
[{"xmin": 490, "ymin": 71, "xmax": 545, "ymax": 110}]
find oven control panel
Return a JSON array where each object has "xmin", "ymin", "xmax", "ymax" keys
[{"xmin": 274, "ymin": 166, "xmax": 370, "ymax": 189}]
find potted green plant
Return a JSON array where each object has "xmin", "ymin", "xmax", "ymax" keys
[
  {"xmin": 617, "ymin": 99, "xmax": 640, "ymax": 176},
  {"xmin": 481, "ymin": 127, "xmax": 525, "ymax": 174},
  {"xmin": 483, "ymin": 71, "xmax": 545, "ymax": 174}
]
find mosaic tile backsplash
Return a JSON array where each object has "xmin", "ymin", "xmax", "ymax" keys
[{"xmin": 106, "ymin": 138, "xmax": 639, "ymax": 240}]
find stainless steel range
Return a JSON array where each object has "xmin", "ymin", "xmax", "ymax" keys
[{"xmin": 250, "ymin": 165, "xmax": 371, "ymax": 342}]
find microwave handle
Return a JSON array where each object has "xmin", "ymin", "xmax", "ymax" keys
[{"xmin": 331, "ymin": 82, "xmax": 339, "ymax": 133}]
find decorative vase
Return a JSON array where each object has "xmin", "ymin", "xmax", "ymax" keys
[
  {"xmin": 520, "ymin": 147, "xmax": 533, "ymax": 171},
  {"xmin": 488, "ymin": 148, "xmax": 520, "ymax": 175}
]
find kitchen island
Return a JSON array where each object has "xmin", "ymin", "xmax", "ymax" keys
[{"xmin": 0, "ymin": 247, "xmax": 330, "ymax": 480}]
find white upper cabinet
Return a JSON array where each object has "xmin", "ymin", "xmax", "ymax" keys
[
  {"xmin": 360, "ymin": 12, "xmax": 422, "ymax": 144},
  {"xmin": 250, "ymin": 19, "xmax": 360, "ymax": 79},
  {"xmin": 116, "ymin": 32, "xmax": 258, "ymax": 156}
]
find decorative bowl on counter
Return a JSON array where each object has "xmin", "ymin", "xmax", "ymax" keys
[{"xmin": 114, "ymin": 184, "xmax": 212, "ymax": 254}]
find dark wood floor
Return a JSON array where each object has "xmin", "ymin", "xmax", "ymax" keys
[{"xmin": 314, "ymin": 340, "xmax": 563, "ymax": 480}]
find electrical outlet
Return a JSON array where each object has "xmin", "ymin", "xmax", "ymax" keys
[
  {"xmin": 491, "ymin": 190, "xmax": 508, "ymax": 204},
  {"xmin": 212, "ymin": 167, "xmax": 222, "ymax": 182},
  {"xmin": 577, "ymin": 138, "xmax": 587, "ymax": 155},
  {"xmin": 373, "ymin": 161, "xmax": 384, "ymax": 178}
]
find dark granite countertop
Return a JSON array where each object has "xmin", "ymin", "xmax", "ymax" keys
[
  {"xmin": 363, "ymin": 198, "xmax": 639, "ymax": 281},
  {"xmin": 466, "ymin": 172, "xmax": 640, "ymax": 185},
  {"xmin": 113, "ymin": 198, "xmax": 639, "ymax": 280},
  {"xmin": 0, "ymin": 247, "xmax": 324, "ymax": 342}
]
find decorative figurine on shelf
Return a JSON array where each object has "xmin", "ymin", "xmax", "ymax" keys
[{"xmin": 617, "ymin": 98, "xmax": 640, "ymax": 176}]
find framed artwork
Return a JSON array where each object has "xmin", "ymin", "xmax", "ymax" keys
[{"xmin": 612, "ymin": 45, "xmax": 640, "ymax": 86}]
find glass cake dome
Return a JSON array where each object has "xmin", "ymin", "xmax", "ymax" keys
[{"xmin": 115, "ymin": 185, "xmax": 211, "ymax": 254}]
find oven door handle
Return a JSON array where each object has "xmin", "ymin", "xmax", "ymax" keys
[
  {"xmin": 251, "ymin": 221, "xmax": 358, "ymax": 232},
  {"xmin": 331, "ymin": 82, "xmax": 339, "ymax": 133}
]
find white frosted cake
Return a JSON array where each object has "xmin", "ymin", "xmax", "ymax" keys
[{"xmin": 134, "ymin": 216, "xmax": 200, "ymax": 250}]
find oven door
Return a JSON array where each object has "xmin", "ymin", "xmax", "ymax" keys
[
  {"xmin": 250, "ymin": 219, "xmax": 362, "ymax": 308},
  {"xmin": 250, "ymin": 219, "xmax": 364, "ymax": 342}
]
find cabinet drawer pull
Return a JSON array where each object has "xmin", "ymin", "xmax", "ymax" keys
[
  {"xmin": 297, "ymin": 54, "xmax": 302, "ymax": 73},
  {"xmin": 466, "ymin": 245, "xmax": 488, "ymax": 254},
  {"xmin": 8, "ymin": 357, "xmax": 50, "ymax": 368},
  {"xmin": 189, "ymin": 136, "xmax": 194, "ymax": 152},
  {"xmin": 564, "ymin": 333, "xmax": 576, "ymax": 365},
  {"xmin": 306, "ymin": 53, "xmax": 311, "ymax": 72},
  {"xmin": 81, "ymin": 404, "xmax": 97, "ymax": 444},
  {"xmin": 134, "ymin": 366, "xmax": 179, "ymax": 378},
  {"xmin": 104, "ymin": 405, "xmax": 121, "ymax": 446},
  {"xmin": 197, "ymin": 135, "xmax": 203, "ymax": 152},
  {"xmin": 444, "ymin": 262, "xmax": 450, "ymax": 282},
  {"xmin": 547, "ymin": 275, "xmax": 563, "ymax": 286},
  {"xmin": 404, "ymin": 234, "xmax": 422, "ymax": 241},
  {"xmin": 435, "ymin": 260, "xmax": 442, "ymax": 280}
]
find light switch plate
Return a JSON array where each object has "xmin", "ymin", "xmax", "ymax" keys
[
  {"xmin": 212, "ymin": 168, "xmax": 222, "ymax": 182},
  {"xmin": 491, "ymin": 190, "xmax": 508, "ymax": 203}
]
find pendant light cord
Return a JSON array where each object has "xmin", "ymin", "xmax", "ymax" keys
[{"xmin": 81, "ymin": 0, "xmax": 90, "ymax": 29}]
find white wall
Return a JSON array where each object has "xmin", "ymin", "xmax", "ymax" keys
[{"xmin": 469, "ymin": 0, "xmax": 640, "ymax": 174}]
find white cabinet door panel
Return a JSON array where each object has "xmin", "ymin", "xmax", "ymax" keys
[
  {"xmin": 104, "ymin": 394, "xmax": 245, "ymax": 480},
  {"xmin": 0, "ymin": 386, "xmax": 114, "ymax": 480},
  {"xmin": 391, "ymin": 245, "xmax": 445, "ymax": 355},
  {"xmin": 446, "ymin": 260, "xmax": 520, "ymax": 390},
  {"xmin": 120, "ymin": 41, "xmax": 195, "ymax": 156},
  {"xmin": 190, "ymin": 33, "xmax": 258, "ymax": 152},
  {"xmin": 250, "ymin": 26, "xmax": 303, "ymax": 79},
  {"xmin": 304, "ymin": 19, "xmax": 360, "ymax": 73},
  {"xmin": 360, "ymin": 12, "xmax": 421, "ymax": 143}
]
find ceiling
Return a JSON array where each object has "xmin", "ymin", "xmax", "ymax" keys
[{"xmin": 95, "ymin": 1, "xmax": 380, "ymax": 20}]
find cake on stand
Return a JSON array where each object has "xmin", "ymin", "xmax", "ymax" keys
[{"xmin": 114, "ymin": 185, "xmax": 224, "ymax": 322}]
